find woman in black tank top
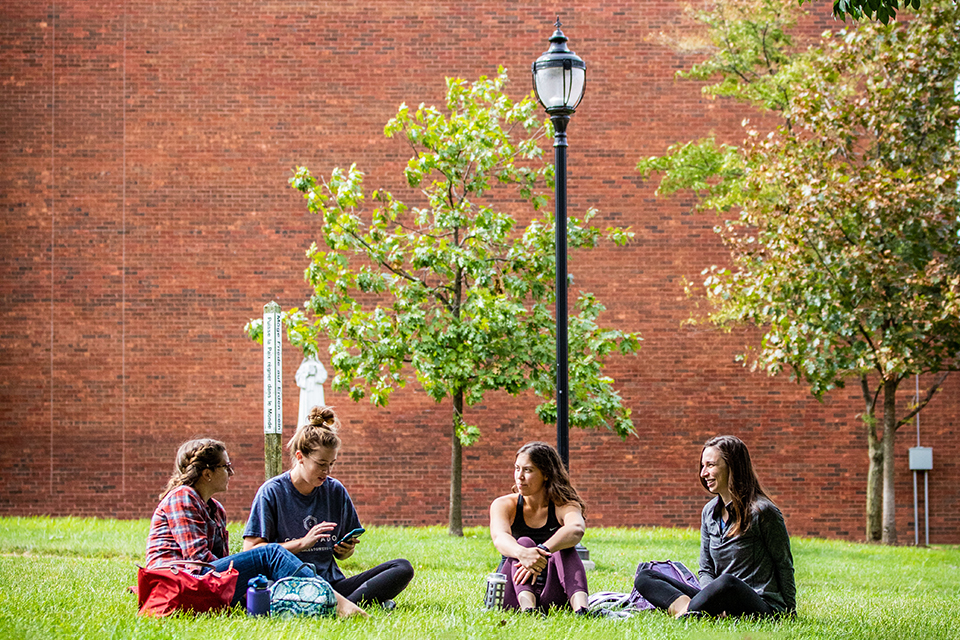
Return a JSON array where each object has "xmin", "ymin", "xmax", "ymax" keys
[
  {"xmin": 510, "ymin": 493, "xmax": 561, "ymax": 543},
  {"xmin": 489, "ymin": 442, "xmax": 593, "ymax": 615}
]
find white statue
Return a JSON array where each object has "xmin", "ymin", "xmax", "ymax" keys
[{"xmin": 295, "ymin": 355, "xmax": 328, "ymax": 427}]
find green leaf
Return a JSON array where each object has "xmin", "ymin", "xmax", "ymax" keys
[{"xmin": 245, "ymin": 68, "xmax": 641, "ymax": 462}]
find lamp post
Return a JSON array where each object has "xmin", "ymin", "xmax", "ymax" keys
[
  {"xmin": 532, "ymin": 20, "xmax": 593, "ymax": 569},
  {"xmin": 532, "ymin": 18, "xmax": 586, "ymax": 469}
]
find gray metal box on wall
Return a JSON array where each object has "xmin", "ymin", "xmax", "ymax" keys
[{"xmin": 909, "ymin": 447, "xmax": 933, "ymax": 471}]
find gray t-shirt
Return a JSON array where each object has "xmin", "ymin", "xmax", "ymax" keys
[
  {"xmin": 243, "ymin": 471, "xmax": 361, "ymax": 583},
  {"xmin": 698, "ymin": 495, "xmax": 796, "ymax": 612}
]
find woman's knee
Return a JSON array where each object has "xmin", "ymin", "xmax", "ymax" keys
[
  {"xmin": 695, "ymin": 574, "xmax": 745, "ymax": 606},
  {"xmin": 516, "ymin": 536, "xmax": 536, "ymax": 548},
  {"xmin": 710, "ymin": 573, "xmax": 744, "ymax": 591},
  {"xmin": 634, "ymin": 568, "xmax": 658, "ymax": 590},
  {"xmin": 263, "ymin": 543, "xmax": 313, "ymax": 574},
  {"xmin": 394, "ymin": 558, "xmax": 415, "ymax": 584},
  {"xmin": 262, "ymin": 542, "xmax": 292, "ymax": 560}
]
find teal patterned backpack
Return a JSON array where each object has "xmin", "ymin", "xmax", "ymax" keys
[{"xmin": 270, "ymin": 564, "xmax": 337, "ymax": 618}]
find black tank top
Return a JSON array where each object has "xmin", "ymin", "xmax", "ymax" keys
[{"xmin": 510, "ymin": 494, "xmax": 561, "ymax": 545}]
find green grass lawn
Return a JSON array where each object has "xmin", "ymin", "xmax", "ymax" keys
[{"xmin": 1, "ymin": 517, "xmax": 957, "ymax": 639}]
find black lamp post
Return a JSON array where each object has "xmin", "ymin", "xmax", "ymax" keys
[{"xmin": 532, "ymin": 18, "xmax": 586, "ymax": 469}]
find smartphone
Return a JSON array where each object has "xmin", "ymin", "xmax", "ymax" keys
[{"xmin": 336, "ymin": 527, "xmax": 365, "ymax": 545}]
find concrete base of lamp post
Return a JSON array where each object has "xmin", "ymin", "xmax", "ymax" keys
[{"xmin": 576, "ymin": 542, "xmax": 595, "ymax": 570}]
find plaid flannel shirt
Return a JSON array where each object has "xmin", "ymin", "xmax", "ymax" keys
[{"xmin": 145, "ymin": 484, "xmax": 229, "ymax": 571}]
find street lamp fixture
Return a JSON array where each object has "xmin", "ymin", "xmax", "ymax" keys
[
  {"xmin": 532, "ymin": 18, "xmax": 586, "ymax": 469},
  {"xmin": 532, "ymin": 19, "xmax": 586, "ymax": 118}
]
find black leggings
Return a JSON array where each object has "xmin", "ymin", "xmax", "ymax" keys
[
  {"xmin": 330, "ymin": 558, "xmax": 414, "ymax": 605},
  {"xmin": 634, "ymin": 569, "xmax": 774, "ymax": 617}
]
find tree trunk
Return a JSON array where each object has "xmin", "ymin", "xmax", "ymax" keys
[
  {"xmin": 865, "ymin": 432, "xmax": 883, "ymax": 542},
  {"xmin": 861, "ymin": 375, "xmax": 883, "ymax": 543},
  {"xmin": 881, "ymin": 378, "xmax": 898, "ymax": 545},
  {"xmin": 448, "ymin": 249, "xmax": 464, "ymax": 537},
  {"xmin": 447, "ymin": 389, "xmax": 464, "ymax": 537}
]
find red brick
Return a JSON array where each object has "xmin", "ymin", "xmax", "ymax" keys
[{"xmin": 1, "ymin": 1, "xmax": 956, "ymax": 544}]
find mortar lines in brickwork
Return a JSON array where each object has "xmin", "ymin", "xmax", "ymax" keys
[
  {"xmin": 49, "ymin": 1, "xmax": 55, "ymax": 498},
  {"xmin": 122, "ymin": 0, "xmax": 127, "ymax": 494}
]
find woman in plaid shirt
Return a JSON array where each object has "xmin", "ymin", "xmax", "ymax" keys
[{"xmin": 145, "ymin": 437, "xmax": 367, "ymax": 617}]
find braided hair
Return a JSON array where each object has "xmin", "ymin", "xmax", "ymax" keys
[
  {"xmin": 288, "ymin": 405, "xmax": 342, "ymax": 465},
  {"xmin": 160, "ymin": 438, "xmax": 227, "ymax": 499}
]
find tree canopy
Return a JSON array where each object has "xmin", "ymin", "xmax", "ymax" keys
[
  {"xmin": 801, "ymin": 0, "xmax": 922, "ymax": 24},
  {"xmin": 640, "ymin": 0, "xmax": 960, "ymax": 542},
  {"xmin": 248, "ymin": 69, "xmax": 640, "ymax": 535}
]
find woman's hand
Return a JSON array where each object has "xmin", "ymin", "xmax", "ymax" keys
[
  {"xmin": 490, "ymin": 493, "xmax": 550, "ymax": 584},
  {"xmin": 513, "ymin": 545, "xmax": 550, "ymax": 585},
  {"xmin": 298, "ymin": 521, "xmax": 337, "ymax": 552},
  {"xmin": 513, "ymin": 564, "xmax": 534, "ymax": 585},
  {"xmin": 333, "ymin": 536, "xmax": 358, "ymax": 560}
]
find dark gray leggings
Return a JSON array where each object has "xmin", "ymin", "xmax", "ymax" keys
[{"xmin": 634, "ymin": 569, "xmax": 774, "ymax": 617}]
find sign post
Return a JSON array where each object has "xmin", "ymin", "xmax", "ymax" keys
[
  {"xmin": 909, "ymin": 446, "xmax": 933, "ymax": 546},
  {"xmin": 263, "ymin": 301, "xmax": 283, "ymax": 479}
]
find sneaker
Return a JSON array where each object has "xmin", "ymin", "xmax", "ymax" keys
[{"xmin": 381, "ymin": 600, "xmax": 396, "ymax": 611}]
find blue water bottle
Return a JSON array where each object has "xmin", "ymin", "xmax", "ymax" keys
[{"xmin": 246, "ymin": 574, "xmax": 270, "ymax": 616}]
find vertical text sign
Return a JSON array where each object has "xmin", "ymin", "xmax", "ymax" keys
[{"xmin": 263, "ymin": 301, "xmax": 282, "ymax": 435}]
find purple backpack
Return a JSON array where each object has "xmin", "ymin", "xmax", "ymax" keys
[
  {"xmin": 589, "ymin": 560, "xmax": 701, "ymax": 614},
  {"xmin": 629, "ymin": 560, "xmax": 700, "ymax": 610}
]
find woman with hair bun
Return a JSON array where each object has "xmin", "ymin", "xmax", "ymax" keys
[
  {"xmin": 633, "ymin": 435, "xmax": 796, "ymax": 618},
  {"xmin": 243, "ymin": 405, "xmax": 414, "ymax": 608},
  {"xmin": 145, "ymin": 438, "xmax": 366, "ymax": 617},
  {"xmin": 489, "ymin": 441, "xmax": 597, "ymax": 616}
]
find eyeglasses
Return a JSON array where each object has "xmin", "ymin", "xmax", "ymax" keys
[{"xmin": 214, "ymin": 462, "xmax": 234, "ymax": 475}]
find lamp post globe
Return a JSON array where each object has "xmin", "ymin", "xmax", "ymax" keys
[
  {"xmin": 532, "ymin": 19, "xmax": 586, "ymax": 118},
  {"xmin": 532, "ymin": 18, "xmax": 585, "ymax": 470}
]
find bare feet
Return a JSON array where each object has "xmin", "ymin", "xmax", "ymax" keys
[
  {"xmin": 668, "ymin": 595, "xmax": 692, "ymax": 618},
  {"xmin": 335, "ymin": 593, "xmax": 369, "ymax": 619},
  {"xmin": 517, "ymin": 590, "xmax": 538, "ymax": 612},
  {"xmin": 569, "ymin": 591, "xmax": 588, "ymax": 612}
]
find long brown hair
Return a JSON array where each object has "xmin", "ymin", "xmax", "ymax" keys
[
  {"xmin": 513, "ymin": 441, "xmax": 586, "ymax": 517},
  {"xmin": 700, "ymin": 435, "xmax": 770, "ymax": 537},
  {"xmin": 160, "ymin": 438, "xmax": 227, "ymax": 499},
  {"xmin": 288, "ymin": 405, "xmax": 342, "ymax": 465}
]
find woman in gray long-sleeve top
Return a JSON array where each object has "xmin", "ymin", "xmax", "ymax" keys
[{"xmin": 634, "ymin": 435, "xmax": 796, "ymax": 618}]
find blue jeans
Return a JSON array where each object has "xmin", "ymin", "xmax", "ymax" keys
[{"xmin": 206, "ymin": 543, "xmax": 314, "ymax": 606}]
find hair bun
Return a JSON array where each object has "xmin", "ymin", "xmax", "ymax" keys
[
  {"xmin": 288, "ymin": 406, "xmax": 342, "ymax": 463},
  {"xmin": 308, "ymin": 405, "xmax": 338, "ymax": 431}
]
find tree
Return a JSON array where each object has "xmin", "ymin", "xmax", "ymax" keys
[
  {"xmin": 639, "ymin": 0, "xmax": 960, "ymax": 543},
  {"xmin": 800, "ymin": 0, "xmax": 923, "ymax": 24},
  {"xmin": 247, "ymin": 69, "xmax": 640, "ymax": 536}
]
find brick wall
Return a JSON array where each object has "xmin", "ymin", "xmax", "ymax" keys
[{"xmin": 1, "ymin": 0, "xmax": 957, "ymax": 544}]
